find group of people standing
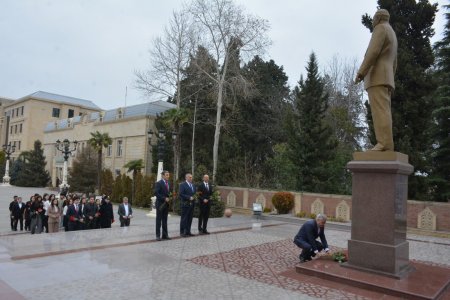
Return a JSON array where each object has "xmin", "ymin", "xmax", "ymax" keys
[
  {"xmin": 155, "ymin": 171, "xmax": 213, "ymax": 241},
  {"xmin": 8, "ymin": 193, "xmax": 132, "ymax": 234}
]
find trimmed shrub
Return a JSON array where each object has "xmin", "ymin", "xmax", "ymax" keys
[{"xmin": 271, "ymin": 192, "xmax": 294, "ymax": 214}]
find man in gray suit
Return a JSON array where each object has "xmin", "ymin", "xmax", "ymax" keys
[
  {"xmin": 118, "ymin": 197, "xmax": 133, "ymax": 227},
  {"xmin": 356, "ymin": 9, "xmax": 398, "ymax": 151}
]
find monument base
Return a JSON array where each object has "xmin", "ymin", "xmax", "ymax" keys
[
  {"xmin": 347, "ymin": 151, "xmax": 414, "ymax": 278},
  {"xmin": 345, "ymin": 239, "xmax": 413, "ymax": 278},
  {"xmin": 295, "ymin": 258, "xmax": 450, "ymax": 300}
]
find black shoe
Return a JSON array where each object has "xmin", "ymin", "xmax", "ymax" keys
[
  {"xmin": 299, "ymin": 256, "xmax": 306, "ymax": 263},
  {"xmin": 162, "ymin": 236, "xmax": 171, "ymax": 240},
  {"xmin": 181, "ymin": 234, "xmax": 187, "ymax": 237},
  {"xmin": 156, "ymin": 237, "xmax": 162, "ymax": 241},
  {"xmin": 187, "ymin": 233, "xmax": 195, "ymax": 236},
  {"xmin": 203, "ymin": 230, "xmax": 210, "ymax": 234},
  {"xmin": 198, "ymin": 229, "xmax": 203, "ymax": 233}
]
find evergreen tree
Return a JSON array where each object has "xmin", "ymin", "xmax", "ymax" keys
[
  {"xmin": 14, "ymin": 140, "xmax": 50, "ymax": 187},
  {"xmin": 229, "ymin": 56, "xmax": 291, "ymax": 187},
  {"xmin": 287, "ymin": 53, "xmax": 338, "ymax": 193},
  {"xmin": 111, "ymin": 174, "xmax": 122, "ymax": 203},
  {"xmin": 101, "ymin": 169, "xmax": 114, "ymax": 196},
  {"xmin": 68, "ymin": 145, "xmax": 97, "ymax": 194},
  {"xmin": 124, "ymin": 159, "xmax": 144, "ymax": 205},
  {"xmin": 362, "ymin": 0, "xmax": 438, "ymax": 200},
  {"xmin": 142, "ymin": 175, "xmax": 155, "ymax": 208},
  {"xmin": 134, "ymin": 172, "xmax": 144, "ymax": 206},
  {"xmin": 9, "ymin": 155, "xmax": 25, "ymax": 185},
  {"xmin": 121, "ymin": 174, "xmax": 132, "ymax": 202},
  {"xmin": 430, "ymin": 3, "xmax": 450, "ymax": 202}
]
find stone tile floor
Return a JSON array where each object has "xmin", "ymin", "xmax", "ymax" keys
[{"xmin": 1, "ymin": 186, "xmax": 449, "ymax": 299}]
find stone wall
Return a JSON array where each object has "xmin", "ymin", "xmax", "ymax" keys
[{"xmin": 218, "ymin": 186, "xmax": 450, "ymax": 232}]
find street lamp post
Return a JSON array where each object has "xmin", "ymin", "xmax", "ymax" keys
[
  {"xmin": 171, "ymin": 131, "xmax": 177, "ymax": 192},
  {"xmin": 2, "ymin": 142, "xmax": 16, "ymax": 185},
  {"xmin": 55, "ymin": 139, "xmax": 78, "ymax": 194}
]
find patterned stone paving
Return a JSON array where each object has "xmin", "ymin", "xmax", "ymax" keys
[{"xmin": 189, "ymin": 239, "xmax": 370, "ymax": 299}]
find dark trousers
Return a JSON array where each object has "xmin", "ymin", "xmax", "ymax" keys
[
  {"xmin": 42, "ymin": 215, "xmax": 49, "ymax": 233},
  {"xmin": 86, "ymin": 218, "xmax": 97, "ymax": 230},
  {"xmin": 25, "ymin": 217, "xmax": 31, "ymax": 231},
  {"xmin": 198, "ymin": 204, "xmax": 210, "ymax": 232},
  {"xmin": 294, "ymin": 239, "xmax": 323, "ymax": 260},
  {"xmin": 156, "ymin": 203, "xmax": 169, "ymax": 238},
  {"xmin": 10, "ymin": 215, "xmax": 14, "ymax": 230},
  {"xmin": 120, "ymin": 217, "xmax": 131, "ymax": 227},
  {"xmin": 68, "ymin": 221, "xmax": 79, "ymax": 231},
  {"xmin": 13, "ymin": 216, "xmax": 24, "ymax": 231},
  {"xmin": 180, "ymin": 203, "xmax": 194, "ymax": 235}
]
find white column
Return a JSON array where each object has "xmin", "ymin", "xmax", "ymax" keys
[
  {"xmin": 2, "ymin": 159, "xmax": 11, "ymax": 185},
  {"xmin": 156, "ymin": 161, "xmax": 163, "ymax": 181},
  {"xmin": 59, "ymin": 159, "xmax": 70, "ymax": 190}
]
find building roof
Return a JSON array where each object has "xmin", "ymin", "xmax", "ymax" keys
[
  {"xmin": 44, "ymin": 100, "xmax": 176, "ymax": 132},
  {"xmin": 15, "ymin": 91, "xmax": 102, "ymax": 110}
]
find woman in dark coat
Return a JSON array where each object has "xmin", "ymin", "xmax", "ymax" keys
[{"xmin": 99, "ymin": 197, "xmax": 114, "ymax": 228}]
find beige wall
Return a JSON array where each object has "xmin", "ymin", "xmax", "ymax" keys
[
  {"xmin": 4, "ymin": 98, "xmax": 99, "ymax": 161},
  {"xmin": 44, "ymin": 115, "xmax": 157, "ymax": 187}
]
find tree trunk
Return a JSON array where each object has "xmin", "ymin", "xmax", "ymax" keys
[
  {"xmin": 212, "ymin": 81, "xmax": 224, "ymax": 183},
  {"xmin": 97, "ymin": 149, "xmax": 102, "ymax": 193},
  {"xmin": 191, "ymin": 98, "xmax": 198, "ymax": 177}
]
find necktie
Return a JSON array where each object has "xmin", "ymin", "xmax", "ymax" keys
[
  {"xmin": 165, "ymin": 180, "xmax": 169, "ymax": 191},
  {"xmin": 189, "ymin": 183, "xmax": 193, "ymax": 191},
  {"xmin": 75, "ymin": 205, "xmax": 78, "ymax": 212},
  {"xmin": 205, "ymin": 183, "xmax": 209, "ymax": 190}
]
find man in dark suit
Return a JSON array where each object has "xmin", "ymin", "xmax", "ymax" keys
[
  {"xmin": 9, "ymin": 196, "xmax": 18, "ymax": 231},
  {"xmin": 84, "ymin": 196, "xmax": 99, "ymax": 230},
  {"xmin": 11, "ymin": 197, "xmax": 26, "ymax": 231},
  {"xmin": 179, "ymin": 173, "xmax": 196, "ymax": 237},
  {"xmin": 155, "ymin": 171, "xmax": 171, "ymax": 241},
  {"xmin": 294, "ymin": 214, "xmax": 330, "ymax": 263},
  {"xmin": 197, "ymin": 174, "xmax": 212, "ymax": 234},
  {"xmin": 118, "ymin": 197, "xmax": 133, "ymax": 227},
  {"xmin": 66, "ymin": 197, "xmax": 83, "ymax": 231}
]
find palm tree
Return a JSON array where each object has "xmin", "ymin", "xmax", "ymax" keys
[
  {"xmin": 124, "ymin": 159, "xmax": 144, "ymax": 204},
  {"xmin": 88, "ymin": 131, "xmax": 112, "ymax": 193},
  {"xmin": 160, "ymin": 108, "xmax": 189, "ymax": 185}
]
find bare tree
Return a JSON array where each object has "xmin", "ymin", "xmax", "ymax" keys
[
  {"xmin": 135, "ymin": 10, "xmax": 194, "ymax": 107},
  {"xmin": 187, "ymin": 0, "xmax": 270, "ymax": 182},
  {"xmin": 135, "ymin": 10, "xmax": 195, "ymax": 182},
  {"xmin": 323, "ymin": 54, "xmax": 368, "ymax": 150}
]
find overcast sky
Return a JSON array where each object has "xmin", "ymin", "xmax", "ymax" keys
[{"xmin": 0, "ymin": 0, "xmax": 446, "ymax": 110}]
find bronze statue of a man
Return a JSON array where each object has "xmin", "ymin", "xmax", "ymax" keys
[{"xmin": 355, "ymin": 9, "xmax": 398, "ymax": 151}]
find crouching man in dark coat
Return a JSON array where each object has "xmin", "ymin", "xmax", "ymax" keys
[{"xmin": 294, "ymin": 214, "xmax": 329, "ymax": 263}]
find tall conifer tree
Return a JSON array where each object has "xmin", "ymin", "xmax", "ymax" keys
[
  {"xmin": 430, "ymin": 3, "xmax": 450, "ymax": 202},
  {"xmin": 287, "ymin": 53, "xmax": 338, "ymax": 193}
]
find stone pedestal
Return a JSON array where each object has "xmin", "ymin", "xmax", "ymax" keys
[{"xmin": 345, "ymin": 151, "xmax": 414, "ymax": 278}]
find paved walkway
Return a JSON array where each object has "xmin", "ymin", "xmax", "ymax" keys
[{"xmin": 1, "ymin": 186, "xmax": 449, "ymax": 299}]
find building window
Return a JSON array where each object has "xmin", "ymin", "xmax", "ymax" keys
[
  {"xmin": 11, "ymin": 109, "xmax": 14, "ymax": 118},
  {"xmin": 18, "ymin": 141, "xmax": 21, "ymax": 150},
  {"xmin": 117, "ymin": 108, "xmax": 123, "ymax": 119},
  {"xmin": 10, "ymin": 126, "xmax": 12, "ymax": 134},
  {"xmin": 21, "ymin": 106, "xmax": 24, "ymax": 115},
  {"xmin": 19, "ymin": 123, "xmax": 22, "ymax": 133},
  {"xmin": 16, "ymin": 108, "xmax": 19, "ymax": 116},
  {"xmin": 52, "ymin": 108, "xmax": 60, "ymax": 118},
  {"xmin": 107, "ymin": 144, "xmax": 112, "ymax": 157},
  {"xmin": 116, "ymin": 140, "xmax": 123, "ymax": 157},
  {"xmin": 14, "ymin": 125, "xmax": 17, "ymax": 134},
  {"xmin": 68, "ymin": 109, "xmax": 74, "ymax": 118},
  {"xmin": 115, "ymin": 169, "xmax": 121, "ymax": 177}
]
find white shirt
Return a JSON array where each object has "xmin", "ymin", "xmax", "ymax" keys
[
  {"xmin": 124, "ymin": 204, "xmax": 129, "ymax": 216},
  {"xmin": 204, "ymin": 182, "xmax": 209, "ymax": 190},
  {"xmin": 43, "ymin": 200, "xmax": 50, "ymax": 216}
]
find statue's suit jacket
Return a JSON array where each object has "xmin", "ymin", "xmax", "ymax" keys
[{"xmin": 358, "ymin": 21, "xmax": 397, "ymax": 90}]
